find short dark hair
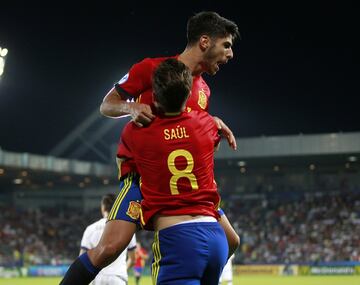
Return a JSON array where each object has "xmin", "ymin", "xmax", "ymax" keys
[
  {"xmin": 152, "ymin": 58, "xmax": 192, "ymax": 113},
  {"xmin": 187, "ymin": 11, "xmax": 240, "ymax": 46},
  {"xmin": 101, "ymin": 193, "xmax": 116, "ymax": 212}
]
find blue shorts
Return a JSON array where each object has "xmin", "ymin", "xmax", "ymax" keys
[
  {"xmin": 107, "ymin": 173, "xmax": 142, "ymax": 224},
  {"xmin": 152, "ymin": 222, "xmax": 228, "ymax": 285},
  {"xmin": 133, "ymin": 266, "xmax": 143, "ymax": 276},
  {"xmin": 107, "ymin": 172, "xmax": 225, "ymax": 227}
]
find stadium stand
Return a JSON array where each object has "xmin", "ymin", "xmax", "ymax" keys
[{"xmin": 1, "ymin": 132, "xmax": 359, "ymax": 274}]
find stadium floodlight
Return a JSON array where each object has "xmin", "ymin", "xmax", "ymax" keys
[
  {"xmin": 0, "ymin": 46, "xmax": 8, "ymax": 78},
  {"xmin": 348, "ymin": 156, "xmax": 357, "ymax": 162},
  {"xmin": 0, "ymin": 57, "xmax": 4, "ymax": 76},
  {"xmin": 13, "ymin": 178, "xmax": 23, "ymax": 185},
  {"xmin": 0, "ymin": 47, "xmax": 8, "ymax": 57}
]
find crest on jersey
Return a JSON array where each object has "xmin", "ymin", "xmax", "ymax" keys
[
  {"xmin": 118, "ymin": 73, "xmax": 129, "ymax": 84},
  {"xmin": 126, "ymin": 201, "xmax": 141, "ymax": 220},
  {"xmin": 198, "ymin": 89, "xmax": 207, "ymax": 110}
]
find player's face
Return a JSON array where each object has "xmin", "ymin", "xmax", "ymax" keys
[{"xmin": 203, "ymin": 35, "xmax": 234, "ymax": 75}]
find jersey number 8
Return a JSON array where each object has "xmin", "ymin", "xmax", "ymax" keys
[{"xmin": 167, "ymin": 149, "xmax": 199, "ymax": 195}]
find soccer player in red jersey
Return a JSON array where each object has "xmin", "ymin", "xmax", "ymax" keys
[
  {"xmin": 60, "ymin": 11, "xmax": 239, "ymax": 285},
  {"xmin": 120, "ymin": 59, "xmax": 222, "ymax": 229},
  {"xmin": 121, "ymin": 58, "xmax": 228, "ymax": 284},
  {"xmin": 133, "ymin": 241, "xmax": 148, "ymax": 285}
]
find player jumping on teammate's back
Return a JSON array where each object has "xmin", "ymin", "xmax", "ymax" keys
[
  {"xmin": 119, "ymin": 58, "xmax": 228, "ymax": 284},
  {"xmin": 59, "ymin": 11, "xmax": 240, "ymax": 285}
]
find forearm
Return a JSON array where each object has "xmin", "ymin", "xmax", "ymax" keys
[
  {"xmin": 212, "ymin": 116, "xmax": 237, "ymax": 150},
  {"xmin": 100, "ymin": 97, "xmax": 133, "ymax": 118},
  {"xmin": 100, "ymin": 88, "xmax": 155, "ymax": 126},
  {"xmin": 219, "ymin": 214, "xmax": 240, "ymax": 259}
]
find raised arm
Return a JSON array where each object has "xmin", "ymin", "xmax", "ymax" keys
[{"xmin": 100, "ymin": 87, "xmax": 155, "ymax": 127}]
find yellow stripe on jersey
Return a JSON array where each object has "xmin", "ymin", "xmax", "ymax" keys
[
  {"xmin": 139, "ymin": 206, "xmax": 146, "ymax": 228},
  {"xmin": 152, "ymin": 231, "xmax": 161, "ymax": 285},
  {"xmin": 108, "ymin": 173, "xmax": 133, "ymax": 221},
  {"xmin": 137, "ymin": 177, "xmax": 146, "ymax": 228}
]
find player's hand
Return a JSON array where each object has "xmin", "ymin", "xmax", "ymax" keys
[
  {"xmin": 213, "ymin": 116, "xmax": 237, "ymax": 150},
  {"xmin": 129, "ymin": 103, "xmax": 156, "ymax": 127}
]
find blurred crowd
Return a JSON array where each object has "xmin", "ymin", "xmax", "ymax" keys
[
  {"xmin": 0, "ymin": 206, "xmax": 95, "ymax": 267},
  {"xmin": 225, "ymin": 191, "xmax": 360, "ymax": 264},
  {"xmin": 1, "ymin": 191, "xmax": 360, "ymax": 267}
]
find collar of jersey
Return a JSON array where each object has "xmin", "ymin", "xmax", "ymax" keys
[{"xmin": 163, "ymin": 111, "xmax": 182, "ymax": 116}]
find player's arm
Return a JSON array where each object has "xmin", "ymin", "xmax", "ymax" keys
[
  {"xmin": 218, "ymin": 213, "xmax": 240, "ymax": 259},
  {"xmin": 212, "ymin": 116, "xmax": 237, "ymax": 150},
  {"xmin": 100, "ymin": 87, "xmax": 155, "ymax": 127},
  {"xmin": 136, "ymin": 248, "xmax": 149, "ymax": 261},
  {"xmin": 140, "ymin": 250, "xmax": 149, "ymax": 260},
  {"xmin": 126, "ymin": 248, "xmax": 136, "ymax": 270}
]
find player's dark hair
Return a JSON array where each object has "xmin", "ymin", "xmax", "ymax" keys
[
  {"xmin": 101, "ymin": 193, "xmax": 116, "ymax": 212},
  {"xmin": 152, "ymin": 58, "xmax": 192, "ymax": 113},
  {"xmin": 187, "ymin": 11, "xmax": 240, "ymax": 46}
]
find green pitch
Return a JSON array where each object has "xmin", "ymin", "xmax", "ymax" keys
[{"xmin": 0, "ymin": 275, "xmax": 359, "ymax": 285}]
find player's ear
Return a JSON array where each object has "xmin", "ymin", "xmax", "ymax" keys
[{"xmin": 199, "ymin": 35, "xmax": 210, "ymax": 51}]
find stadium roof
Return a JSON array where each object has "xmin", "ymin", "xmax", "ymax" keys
[
  {"xmin": 1, "ymin": 131, "xmax": 359, "ymax": 190},
  {"xmin": 216, "ymin": 132, "xmax": 360, "ymax": 172},
  {"xmin": 217, "ymin": 131, "xmax": 360, "ymax": 159}
]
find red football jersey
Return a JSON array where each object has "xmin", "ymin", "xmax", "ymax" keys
[
  {"xmin": 116, "ymin": 56, "xmax": 211, "ymax": 177},
  {"xmin": 134, "ymin": 246, "xmax": 148, "ymax": 268},
  {"xmin": 120, "ymin": 110, "xmax": 221, "ymax": 229},
  {"xmin": 115, "ymin": 56, "xmax": 210, "ymax": 111}
]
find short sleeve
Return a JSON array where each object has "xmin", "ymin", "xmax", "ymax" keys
[
  {"xmin": 80, "ymin": 226, "xmax": 93, "ymax": 250},
  {"xmin": 115, "ymin": 58, "xmax": 153, "ymax": 100}
]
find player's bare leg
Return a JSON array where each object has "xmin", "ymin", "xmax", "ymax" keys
[
  {"xmin": 219, "ymin": 214, "xmax": 240, "ymax": 258},
  {"xmin": 87, "ymin": 220, "xmax": 137, "ymax": 268},
  {"xmin": 59, "ymin": 220, "xmax": 137, "ymax": 285}
]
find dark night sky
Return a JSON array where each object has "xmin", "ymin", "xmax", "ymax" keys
[{"xmin": 0, "ymin": 1, "xmax": 358, "ymax": 156}]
